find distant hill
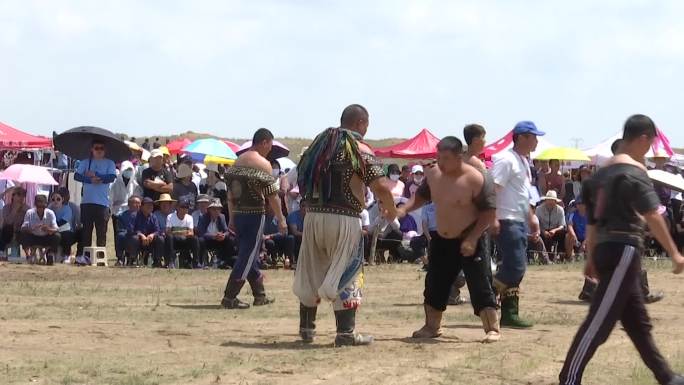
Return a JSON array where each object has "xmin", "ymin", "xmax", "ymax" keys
[
  {"xmin": 122, "ymin": 131, "xmax": 406, "ymax": 162},
  {"xmin": 675, "ymin": 148, "xmax": 683, "ymax": 155}
]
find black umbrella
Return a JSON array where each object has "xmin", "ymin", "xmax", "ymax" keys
[
  {"xmin": 235, "ymin": 140, "xmax": 290, "ymax": 160},
  {"xmin": 53, "ymin": 126, "xmax": 131, "ymax": 163}
]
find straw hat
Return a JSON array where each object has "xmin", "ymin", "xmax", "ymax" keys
[
  {"xmin": 540, "ymin": 190, "xmax": 561, "ymax": 203},
  {"xmin": 208, "ymin": 198, "xmax": 223, "ymax": 209},
  {"xmin": 155, "ymin": 193, "xmax": 176, "ymax": 203}
]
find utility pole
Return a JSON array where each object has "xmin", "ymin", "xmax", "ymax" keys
[{"xmin": 570, "ymin": 137, "xmax": 584, "ymax": 149}]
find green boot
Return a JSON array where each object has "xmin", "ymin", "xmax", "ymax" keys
[{"xmin": 500, "ymin": 288, "xmax": 533, "ymax": 329}]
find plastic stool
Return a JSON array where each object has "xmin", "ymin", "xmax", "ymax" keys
[{"xmin": 84, "ymin": 246, "xmax": 108, "ymax": 267}]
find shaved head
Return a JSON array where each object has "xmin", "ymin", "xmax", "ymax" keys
[{"xmin": 340, "ymin": 104, "xmax": 368, "ymax": 128}]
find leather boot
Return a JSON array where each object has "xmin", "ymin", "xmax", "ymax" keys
[
  {"xmin": 668, "ymin": 375, "xmax": 684, "ymax": 385},
  {"xmin": 299, "ymin": 303, "xmax": 317, "ymax": 343},
  {"xmin": 220, "ymin": 279, "xmax": 250, "ymax": 309},
  {"xmin": 641, "ymin": 270, "xmax": 665, "ymax": 304},
  {"xmin": 248, "ymin": 275, "xmax": 275, "ymax": 306},
  {"xmin": 479, "ymin": 307, "xmax": 501, "ymax": 343},
  {"xmin": 334, "ymin": 308, "xmax": 373, "ymax": 347},
  {"xmin": 578, "ymin": 277, "xmax": 597, "ymax": 302},
  {"xmin": 412, "ymin": 304, "xmax": 443, "ymax": 338},
  {"xmin": 500, "ymin": 288, "xmax": 533, "ymax": 329}
]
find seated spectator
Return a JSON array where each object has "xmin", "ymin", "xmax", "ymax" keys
[
  {"xmin": 114, "ymin": 196, "xmax": 141, "ymax": 265},
  {"xmin": 197, "ymin": 199, "xmax": 235, "ymax": 268},
  {"xmin": 527, "ymin": 205, "xmax": 549, "ymax": 264},
  {"xmin": 154, "ymin": 193, "xmax": 175, "ymax": 231},
  {"xmin": 20, "ymin": 195, "xmax": 60, "ymax": 265},
  {"xmin": 286, "ymin": 203, "xmax": 306, "ymax": 262},
  {"xmin": 192, "ymin": 194, "xmax": 211, "ymax": 227},
  {"xmin": 263, "ymin": 204, "xmax": 295, "ymax": 266},
  {"xmin": 1, "ymin": 187, "xmax": 28, "ymax": 256},
  {"xmin": 535, "ymin": 191, "xmax": 568, "ymax": 261},
  {"xmin": 126, "ymin": 197, "xmax": 164, "ymax": 267},
  {"xmin": 172, "ymin": 163, "xmax": 198, "ymax": 210},
  {"xmin": 565, "ymin": 198, "xmax": 588, "ymax": 260},
  {"xmin": 369, "ymin": 203, "xmax": 403, "ymax": 262},
  {"xmin": 48, "ymin": 189, "xmax": 82, "ymax": 263},
  {"xmin": 110, "ymin": 160, "xmax": 142, "ymax": 247},
  {"xmin": 165, "ymin": 199, "xmax": 200, "ymax": 269}
]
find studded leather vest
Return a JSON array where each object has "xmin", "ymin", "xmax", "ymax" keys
[
  {"xmin": 225, "ymin": 166, "xmax": 279, "ymax": 214},
  {"xmin": 304, "ymin": 151, "xmax": 385, "ymax": 218}
]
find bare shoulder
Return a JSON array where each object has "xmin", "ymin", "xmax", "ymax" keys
[
  {"xmin": 466, "ymin": 155, "xmax": 486, "ymax": 171},
  {"xmin": 235, "ymin": 151, "xmax": 272, "ymax": 174},
  {"xmin": 462, "ymin": 163, "xmax": 484, "ymax": 184}
]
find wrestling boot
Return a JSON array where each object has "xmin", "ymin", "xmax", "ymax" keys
[
  {"xmin": 578, "ymin": 277, "xmax": 597, "ymax": 302},
  {"xmin": 668, "ymin": 375, "xmax": 684, "ymax": 385},
  {"xmin": 248, "ymin": 276, "xmax": 275, "ymax": 306},
  {"xmin": 479, "ymin": 307, "xmax": 501, "ymax": 343},
  {"xmin": 334, "ymin": 308, "xmax": 373, "ymax": 347},
  {"xmin": 220, "ymin": 280, "xmax": 250, "ymax": 309},
  {"xmin": 299, "ymin": 303, "xmax": 317, "ymax": 343},
  {"xmin": 500, "ymin": 288, "xmax": 533, "ymax": 329},
  {"xmin": 412, "ymin": 304, "xmax": 443, "ymax": 338},
  {"xmin": 641, "ymin": 270, "xmax": 665, "ymax": 304}
]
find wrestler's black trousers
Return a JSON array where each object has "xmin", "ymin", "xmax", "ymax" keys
[{"xmin": 424, "ymin": 232, "xmax": 496, "ymax": 314}]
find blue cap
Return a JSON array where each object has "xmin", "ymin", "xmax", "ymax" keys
[
  {"xmin": 142, "ymin": 197, "xmax": 155, "ymax": 205},
  {"xmin": 513, "ymin": 121, "xmax": 545, "ymax": 136}
]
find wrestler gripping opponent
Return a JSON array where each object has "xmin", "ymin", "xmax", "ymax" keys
[
  {"xmin": 293, "ymin": 104, "xmax": 397, "ymax": 346},
  {"xmin": 399, "ymin": 136, "xmax": 501, "ymax": 343},
  {"xmin": 221, "ymin": 128, "xmax": 287, "ymax": 309}
]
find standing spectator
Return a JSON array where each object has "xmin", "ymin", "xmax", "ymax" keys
[
  {"xmin": 535, "ymin": 190, "xmax": 568, "ymax": 261},
  {"xmin": 127, "ymin": 197, "xmax": 164, "ymax": 267},
  {"xmin": 491, "ymin": 121, "xmax": 545, "ymax": 328},
  {"xmin": 110, "ymin": 160, "xmax": 142, "ymax": 253},
  {"xmin": 20, "ymin": 195, "xmax": 59, "ymax": 265},
  {"xmin": 399, "ymin": 165, "xmax": 412, "ymax": 184},
  {"xmin": 153, "ymin": 137, "xmax": 161, "ymax": 149},
  {"xmin": 172, "ymin": 163, "xmax": 198, "ymax": 211},
  {"xmin": 141, "ymin": 149, "xmax": 173, "ymax": 201},
  {"xmin": 74, "ymin": 140, "xmax": 116, "ymax": 250},
  {"xmin": 48, "ymin": 189, "xmax": 81, "ymax": 263},
  {"xmin": 165, "ymin": 199, "xmax": 199, "ymax": 269},
  {"xmin": 403, "ymin": 165, "xmax": 424, "ymax": 199},
  {"xmin": 535, "ymin": 160, "xmax": 550, "ymax": 195},
  {"xmin": 287, "ymin": 203, "xmax": 306, "ymax": 262},
  {"xmin": 386, "ymin": 164, "xmax": 405, "ymax": 199},
  {"xmin": 141, "ymin": 138, "xmax": 151, "ymax": 151},
  {"xmin": 543, "ymin": 159, "xmax": 565, "ymax": 198},
  {"xmin": 114, "ymin": 196, "xmax": 141, "ymax": 266},
  {"xmin": 197, "ymin": 199, "xmax": 234, "ymax": 268},
  {"xmin": 1, "ymin": 186, "xmax": 28, "ymax": 256}
]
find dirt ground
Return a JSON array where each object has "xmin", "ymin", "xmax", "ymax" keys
[{"xmin": 1, "ymin": 259, "xmax": 683, "ymax": 385}]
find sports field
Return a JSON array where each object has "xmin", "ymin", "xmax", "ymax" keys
[{"xmin": 1, "ymin": 260, "xmax": 682, "ymax": 385}]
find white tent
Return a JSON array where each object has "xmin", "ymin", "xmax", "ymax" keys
[{"xmin": 583, "ymin": 130, "xmax": 676, "ymax": 166}]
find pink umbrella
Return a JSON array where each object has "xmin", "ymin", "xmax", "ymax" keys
[
  {"xmin": 223, "ymin": 140, "xmax": 240, "ymax": 152},
  {"xmin": 0, "ymin": 164, "xmax": 58, "ymax": 185}
]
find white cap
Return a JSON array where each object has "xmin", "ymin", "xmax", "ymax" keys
[
  {"xmin": 150, "ymin": 149, "xmax": 164, "ymax": 158},
  {"xmin": 411, "ymin": 165, "xmax": 424, "ymax": 174}
]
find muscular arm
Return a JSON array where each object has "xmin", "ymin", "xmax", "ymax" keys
[
  {"xmin": 369, "ymin": 177, "xmax": 397, "ymax": 219},
  {"xmin": 267, "ymin": 193, "xmax": 286, "ymax": 223}
]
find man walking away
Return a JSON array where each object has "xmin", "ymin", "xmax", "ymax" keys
[{"xmin": 559, "ymin": 114, "xmax": 684, "ymax": 385}]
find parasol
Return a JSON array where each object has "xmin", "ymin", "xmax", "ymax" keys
[
  {"xmin": 534, "ymin": 147, "xmax": 590, "ymax": 162},
  {"xmin": 236, "ymin": 140, "xmax": 290, "ymax": 160},
  {"xmin": 54, "ymin": 126, "xmax": 131, "ymax": 162},
  {"xmin": 0, "ymin": 164, "xmax": 58, "ymax": 185}
]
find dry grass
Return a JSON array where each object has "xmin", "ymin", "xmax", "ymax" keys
[{"xmin": 1, "ymin": 259, "xmax": 683, "ymax": 385}]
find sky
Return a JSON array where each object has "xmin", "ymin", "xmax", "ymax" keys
[{"xmin": 1, "ymin": 0, "xmax": 684, "ymax": 148}]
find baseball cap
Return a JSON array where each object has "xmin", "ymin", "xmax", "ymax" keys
[
  {"xmin": 411, "ymin": 165, "xmax": 424, "ymax": 174},
  {"xmin": 513, "ymin": 121, "xmax": 545, "ymax": 136},
  {"xmin": 196, "ymin": 194, "xmax": 210, "ymax": 203},
  {"xmin": 150, "ymin": 149, "xmax": 164, "ymax": 158},
  {"xmin": 177, "ymin": 199, "xmax": 191, "ymax": 209},
  {"xmin": 142, "ymin": 197, "xmax": 155, "ymax": 205}
]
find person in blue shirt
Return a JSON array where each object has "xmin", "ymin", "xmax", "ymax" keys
[
  {"xmin": 566, "ymin": 198, "xmax": 588, "ymax": 260},
  {"xmin": 74, "ymin": 140, "xmax": 116, "ymax": 252},
  {"xmin": 115, "ymin": 196, "xmax": 141, "ymax": 265},
  {"xmin": 286, "ymin": 204, "xmax": 306, "ymax": 262},
  {"xmin": 48, "ymin": 189, "xmax": 81, "ymax": 263}
]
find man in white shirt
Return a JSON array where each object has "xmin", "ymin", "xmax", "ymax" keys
[
  {"xmin": 164, "ymin": 199, "xmax": 200, "ymax": 268},
  {"xmin": 490, "ymin": 121, "xmax": 545, "ymax": 329},
  {"xmin": 20, "ymin": 195, "xmax": 59, "ymax": 265}
]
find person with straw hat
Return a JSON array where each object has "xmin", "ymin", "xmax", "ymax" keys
[
  {"xmin": 197, "ymin": 198, "xmax": 233, "ymax": 268},
  {"xmin": 535, "ymin": 190, "xmax": 568, "ymax": 261}
]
